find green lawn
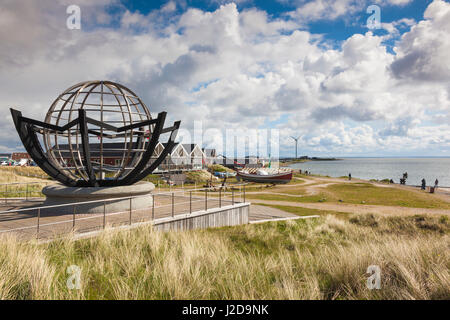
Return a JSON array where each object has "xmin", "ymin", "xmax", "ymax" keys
[
  {"xmin": 246, "ymin": 192, "xmax": 326, "ymax": 203},
  {"xmin": 246, "ymin": 182, "xmax": 450, "ymax": 209},
  {"xmin": 325, "ymin": 183, "xmax": 450, "ymax": 209}
]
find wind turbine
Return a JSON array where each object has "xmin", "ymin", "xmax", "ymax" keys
[{"xmin": 290, "ymin": 136, "xmax": 300, "ymax": 159}]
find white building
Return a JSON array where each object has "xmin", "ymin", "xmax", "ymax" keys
[
  {"xmin": 202, "ymin": 148, "xmax": 217, "ymax": 165},
  {"xmin": 153, "ymin": 143, "xmax": 206, "ymax": 171},
  {"xmin": 182, "ymin": 144, "xmax": 205, "ymax": 169}
]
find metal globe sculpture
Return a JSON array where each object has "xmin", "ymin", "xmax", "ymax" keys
[{"xmin": 10, "ymin": 80, "xmax": 180, "ymax": 187}]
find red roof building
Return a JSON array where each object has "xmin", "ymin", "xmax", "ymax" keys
[{"xmin": 11, "ymin": 152, "xmax": 31, "ymax": 161}]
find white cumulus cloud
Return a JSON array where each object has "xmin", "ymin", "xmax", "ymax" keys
[{"xmin": 0, "ymin": 0, "xmax": 449, "ymax": 157}]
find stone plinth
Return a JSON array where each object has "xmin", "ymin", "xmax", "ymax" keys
[{"xmin": 42, "ymin": 182, "xmax": 155, "ymax": 214}]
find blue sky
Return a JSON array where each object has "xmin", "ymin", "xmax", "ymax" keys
[
  {"xmin": 118, "ymin": 0, "xmax": 429, "ymax": 37},
  {"xmin": 106, "ymin": 0, "xmax": 431, "ymax": 48},
  {"xmin": 0, "ymin": 0, "xmax": 449, "ymax": 157}
]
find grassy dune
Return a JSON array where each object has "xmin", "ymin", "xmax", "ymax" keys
[
  {"xmin": 0, "ymin": 167, "xmax": 50, "ymax": 198},
  {"xmin": 0, "ymin": 167, "xmax": 48, "ymax": 183},
  {"xmin": 0, "ymin": 213, "xmax": 448, "ymax": 300}
]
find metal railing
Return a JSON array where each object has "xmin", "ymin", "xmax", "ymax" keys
[
  {"xmin": 0, "ymin": 181, "xmax": 52, "ymax": 203},
  {"xmin": 0, "ymin": 184, "xmax": 247, "ymax": 240}
]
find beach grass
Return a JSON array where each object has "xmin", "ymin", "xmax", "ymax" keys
[
  {"xmin": 0, "ymin": 167, "xmax": 49, "ymax": 184},
  {"xmin": 0, "ymin": 167, "xmax": 50, "ymax": 198},
  {"xmin": 0, "ymin": 183, "xmax": 49, "ymax": 198},
  {"xmin": 0, "ymin": 213, "xmax": 448, "ymax": 300}
]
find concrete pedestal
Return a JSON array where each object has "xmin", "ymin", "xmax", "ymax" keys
[{"xmin": 41, "ymin": 182, "xmax": 155, "ymax": 214}]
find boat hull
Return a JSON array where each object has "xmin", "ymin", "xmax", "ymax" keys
[{"xmin": 237, "ymin": 171, "xmax": 292, "ymax": 184}]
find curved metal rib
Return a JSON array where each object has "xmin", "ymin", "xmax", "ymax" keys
[
  {"xmin": 78, "ymin": 109, "xmax": 98, "ymax": 187},
  {"xmin": 130, "ymin": 120, "xmax": 181, "ymax": 184},
  {"xmin": 116, "ymin": 112, "xmax": 167, "ymax": 186},
  {"xmin": 10, "ymin": 109, "xmax": 78, "ymax": 187}
]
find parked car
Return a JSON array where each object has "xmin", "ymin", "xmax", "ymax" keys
[
  {"xmin": 214, "ymin": 171, "xmax": 236, "ymax": 178},
  {"xmin": 0, "ymin": 161, "xmax": 9, "ymax": 166}
]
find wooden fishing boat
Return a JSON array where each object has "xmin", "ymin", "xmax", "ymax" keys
[{"xmin": 236, "ymin": 168, "xmax": 293, "ymax": 184}]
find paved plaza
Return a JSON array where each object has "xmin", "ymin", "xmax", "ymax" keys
[{"xmin": 0, "ymin": 193, "xmax": 298, "ymax": 240}]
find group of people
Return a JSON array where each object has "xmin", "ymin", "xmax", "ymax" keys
[
  {"xmin": 400, "ymin": 172, "xmax": 439, "ymax": 190},
  {"xmin": 299, "ymin": 169, "xmax": 440, "ymax": 191},
  {"xmin": 298, "ymin": 169, "xmax": 311, "ymax": 175},
  {"xmin": 421, "ymin": 178, "xmax": 439, "ymax": 190},
  {"xmin": 348, "ymin": 170, "xmax": 440, "ymax": 191}
]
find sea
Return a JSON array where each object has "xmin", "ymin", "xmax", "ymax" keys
[{"xmin": 288, "ymin": 158, "xmax": 450, "ymax": 187}]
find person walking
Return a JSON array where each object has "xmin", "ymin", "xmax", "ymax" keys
[
  {"xmin": 348, "ymin": 173, "xmax": 352, "ymax": 181},
  {"xmin": 401, "ymin": 172, "xmax": 408, "ymax": 184},
  {"xmin": 421, "ymin": 178, "xmax": 426, "ymax": 190},
  {"xmin": 435, "ymin": 179, "xmax": 439, "ymax": 189}
]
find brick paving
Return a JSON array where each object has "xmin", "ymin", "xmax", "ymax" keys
[{"xmin": 0, "ymin": 193, "xmax": 302, "ymax": 240}]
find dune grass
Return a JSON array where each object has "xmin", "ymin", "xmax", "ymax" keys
[
  {"xmin": 0, "ymin": 213, "xmax": 448, "ymax": 300},
  {"xmin": 0, "ymin": 167, "xmax": 49, "ymax": 184},
  {"xmin": 0, "ymin": 167, "xmax": 51, "ymax": 198},
  {"xmin": 0, "ymin": 183, "xmax": 50, "ymax": 198},
  {"xmin": 208, "ymin": 164, "xmax": 234, "ymax": 173}
]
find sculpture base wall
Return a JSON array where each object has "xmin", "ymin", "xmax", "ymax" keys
[{"xmin": 41, "ymin": 181, "xmax": 155, "ymax": 214}]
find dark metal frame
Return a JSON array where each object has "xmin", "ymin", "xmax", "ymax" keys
[{"xmin": 10, "ymin": 108, "xmax": 180, "ymax": 187}]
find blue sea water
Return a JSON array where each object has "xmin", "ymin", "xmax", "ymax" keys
[{"xmin": 288, "ymin": 158, "xmax": 450, "ymax": 187}]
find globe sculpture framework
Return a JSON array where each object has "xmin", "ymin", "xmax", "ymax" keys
[{"xmin": 10, "ymin": 80, "xmax": 180, "ymax": 187}]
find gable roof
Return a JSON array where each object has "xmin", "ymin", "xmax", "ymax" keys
[
  {"xmin": 202, "ymin": 148, "xmax": 216, "ymax": 157},
  {"xmin": 182, "ymin": 143, "xmax": 205, "ymax": 156},
  {"xmin": 163, "ymin": 143, "xmax": 188, "ymax": 157},
  {"xmin": 182, "ymin": 144, "xmax": 196, "ymax": 154}
]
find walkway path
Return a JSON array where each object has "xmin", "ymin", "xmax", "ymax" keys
[
  {"xmin": 250, "ymin": 204, "xmax": 298, "ymax": 220},
  {"xmin": 249, "ymin": 204, "xmax": 319, "ymax": 224}
]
